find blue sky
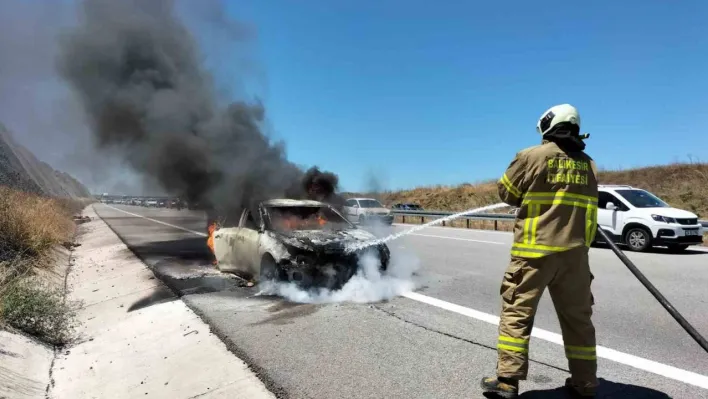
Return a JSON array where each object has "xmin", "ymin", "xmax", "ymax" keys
[
  {"xmin": 3, "ymin": 0, "xmax": 707, "ymax": 194},
  {"xmin": 201, "ymin": 0, "xmax": 708, "ymax": 192}
]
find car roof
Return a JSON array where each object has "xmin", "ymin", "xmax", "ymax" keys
[
  {"xmin": 261, "ymin": 199, "xmax": 326, "ymax": 207},
  {"xmin": 349, "ymin": 197, "xmax": 380, "ymax": 201},
  {"xmin": 599, "ymin": 184, "xmax": 635, "ymax": 190}
]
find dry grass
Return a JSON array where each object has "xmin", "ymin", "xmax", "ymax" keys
[
  {"xmin": 348, "ymin": 163, "xmax": 708, "ymax": 244},
  {"xmin": 0, "ymin": 186, "xmax": 90, "ymax": 345},
  {"xmin": 1, "ymin": 277, "xmax": 79, "ymax": 346},
  {"xmin": 0, "ymin": 186, "xmax": 76, "ymax": 258},
  {"xmin": 351, "ymin": 162, "xmax": 708, "ymax": 217},
  {"xmin": 347, "ymin": 181, "xmax": 515, "ymax": 214},
  {"xmin": 597, "ymin": 163, "xmax": 708, "ymax": 218}
]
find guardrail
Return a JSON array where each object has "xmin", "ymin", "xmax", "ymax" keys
[
  {"xmin": 390, "ymin": 209, "xmax": 515, "ymax": 230},
  {"xmin": 390, "ymin": 210, "xmax": 708, "ymax": 230}
]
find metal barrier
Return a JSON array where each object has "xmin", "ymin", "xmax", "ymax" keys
[
  {"xmin": 391, "ymin": 210, "xmax": 708, "ymax": 230},
  {"xmin": 390, "ymin": 210, "xmax": 515, "ymax": 230}
]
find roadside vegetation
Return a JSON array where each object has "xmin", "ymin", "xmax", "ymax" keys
[
  {"xmin": 349, "ymin": 162, "xmax": 708, "ymax": 242},
  {"xmin": 0, "ymin": 186, "xmax": 90, "ymax": 345}
]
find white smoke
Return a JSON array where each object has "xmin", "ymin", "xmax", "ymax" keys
[{"xmin": 255, "ymin": 246, "xmax": 421, "ymax": 304}]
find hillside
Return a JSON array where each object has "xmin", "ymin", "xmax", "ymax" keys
[
  {"xmin": 348, "ymin": 163, "xmax": 708, "ymax": 218},
  {"xmin": 0, "ymin": 123, "xmax": 90, "ymax": 199}
]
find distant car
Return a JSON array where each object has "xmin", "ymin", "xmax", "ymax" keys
[
  {"xmin": 593, "ymin": 185, "xmax": 704, "ymax": 252},
  {"xmin": 342, "ymin": 198, "xmax": 394, "ymax": 225},
  {"xmin": 391, "ymin": 203, "xmax": 423, "ymax": 211},
  {"xmin": 145, "ymin": 200, "xmax": 158, "ymax": 207},
  {"xmin": 212, "ymin": 199, "xmax": 390, "ymax": 289}
]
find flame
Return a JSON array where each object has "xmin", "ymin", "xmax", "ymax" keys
[
  {"xmin": 207, "ymin": 222, "xmax": 217, "ymax": 265},
  {"xmin": 277, "ymin": 214, "xmax": 328, "ymax": 231}
]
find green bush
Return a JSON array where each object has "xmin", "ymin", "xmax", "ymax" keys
[{"xmin": 1, "ymin": 279, "xmax": 79, "ymax": 346}]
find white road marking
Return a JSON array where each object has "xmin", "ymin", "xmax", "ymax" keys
[
  {"xmin": 407, "ymin": 233, "xmax": 505, "ymax": 245},
  {"xmin": 103, "ymin": 204, "xmax": 708, "ymax": 390},
  {"xmin": 402, "ymin": 292, "xmax": 708, "ymax": 390},
  {"xmin": 105, "ymin": 205, "xmax": 207, "ymax": 237}
]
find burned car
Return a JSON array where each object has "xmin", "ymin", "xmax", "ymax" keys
[{"xmin": 210, "ymin": 199, "xmax": 390, "ymax": 290}]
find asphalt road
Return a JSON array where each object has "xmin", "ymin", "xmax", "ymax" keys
[{"xmin": 95, "ymin": 203, "xmax": 708, "ymax": 399}]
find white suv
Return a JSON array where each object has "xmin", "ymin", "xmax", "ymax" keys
[{"xmin": 594, "ymin": 185, "xmax": 704, "ymax": 252}]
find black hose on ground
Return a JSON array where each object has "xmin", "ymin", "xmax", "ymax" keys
[{"xmin": 596, "ymin": 228, "xmax": 708, "ymax": 354}]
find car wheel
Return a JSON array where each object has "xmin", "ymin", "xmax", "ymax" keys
[
  {"xmin": 259, "ymin": 255, "xmax": 283, "ymax": 282},
  {"xmin": 624, "ymin": 227, "xmax": 652, "ymax": 252},
  {"xmin": 359, "ymin": 215, "xmax": 366, "ymax": 225},
  {"xmin": 667, "ymin": 244, "xmax": 689, "ymax": 253}
]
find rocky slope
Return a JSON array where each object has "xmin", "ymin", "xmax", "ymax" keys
[{"xmin": 0, "ymin": 123, "xmax": 90, "ymax": 198}]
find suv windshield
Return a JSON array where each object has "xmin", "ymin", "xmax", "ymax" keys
[
  {"xmin": 615, "ymin": 189, "xmax": 669, "ymax": 208},
  {"xmin": 359, "ymin": 199, "xmax": 383, "ymax": 208},
  {"xmin": 266, "ymin": 205, "xmax": 353, "ymax": 232}
]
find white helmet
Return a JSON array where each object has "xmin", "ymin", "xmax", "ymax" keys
[{"xmin": 536, "ymin": 104, "xmax": 581, "ymax": 136}]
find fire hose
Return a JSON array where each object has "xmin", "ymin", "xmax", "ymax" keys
[{"xmin": 596, "ymin": 228, "xmax": 708, "ymax": 353}]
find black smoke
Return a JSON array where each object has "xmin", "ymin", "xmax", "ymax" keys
[
  {"xmin": 302, "ymin": 167, "xmax": 345, "ymax": 212},
  {"xmin": 56, "ymin": 0, "xmax": 340, "ymax": 226}
]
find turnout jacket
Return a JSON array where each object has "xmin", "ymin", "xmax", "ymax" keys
[{"xmin": 498, "ymin": 140, "xmax": 599, "ymax": 258}]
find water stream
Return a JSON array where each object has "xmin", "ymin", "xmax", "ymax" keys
[{"xmin": 346, "ymin": 202, "xmax": 509, "ymax": 252}]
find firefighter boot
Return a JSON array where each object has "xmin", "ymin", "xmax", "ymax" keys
[
  {"xmin": 565, "ymin": 377, "xmax": 597, "ymax": 397},
  {"xmin": 480, "ymin": 376, "xmax": 519, "ymax": 398}
]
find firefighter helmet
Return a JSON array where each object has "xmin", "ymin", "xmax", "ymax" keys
[{"xmin": 536, "ymin": 104, "xmax": 581, "ymax": 136}]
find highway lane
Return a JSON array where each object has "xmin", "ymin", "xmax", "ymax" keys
[{"xmin": 95, "ymin": 203, "xmax": 708, "ymax": 398}]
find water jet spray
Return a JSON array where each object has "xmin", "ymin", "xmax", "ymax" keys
[{"xmin": 345, "ymin": 202, "xmax": 509, "ymax": 252}]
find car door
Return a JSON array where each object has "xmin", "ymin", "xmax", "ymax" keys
[
  {"xmin": 597, "ymin": 191, "xmax": 626, "ymax": 237},
  {"xmin": 344, "ymin": 199, "xmax": 359, "ymax": 223},
  {"xmin": 232, "ymin": 209, "xmax": 261, "ymax": 277},
  {"xmin": 214, "ymin": 210, "xmax": 255, "ymax": 275}
]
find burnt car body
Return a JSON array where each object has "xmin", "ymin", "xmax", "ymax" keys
[{"xmin": 212, "ymin": 199, "xmax": 390, "ymax": 290}]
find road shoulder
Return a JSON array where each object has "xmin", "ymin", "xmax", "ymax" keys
[{"xmin": 48, "ymin": 205, "xmax": 275, "ymax": 399}]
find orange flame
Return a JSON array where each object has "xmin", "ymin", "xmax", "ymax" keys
[
  {"xmin": 207, "ymin": 222, "xmax": 217, "ymax": 265},
  {"xmin": 278, "ymin": 214, "xmax": 327, "ymax": 231}
]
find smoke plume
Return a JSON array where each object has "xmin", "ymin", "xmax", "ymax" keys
[
  {"xmin": 302, "ymin": 167, "xmax": 345, "ymax": 211},
  {"xmin": 56, "ymin": 0, "xmax": 340, "ymax": 224}
]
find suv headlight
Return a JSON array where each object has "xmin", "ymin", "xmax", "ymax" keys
[{"xmin": 651, "ymin": 215, "xmax": 676, "ymax": 224}]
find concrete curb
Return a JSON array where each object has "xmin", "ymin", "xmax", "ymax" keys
[
  {"xmin": 0, "ymin": 330, "xmax": 54, "ymax": 399},
  {"xmin": 47, "ymin": 205, "xmax": 275, "ymax": 399}
]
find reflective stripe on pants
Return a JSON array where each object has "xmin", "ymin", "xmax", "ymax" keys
[{"xmin": 497, "ymin": 246, "xmax": 597, "ymax": 383}]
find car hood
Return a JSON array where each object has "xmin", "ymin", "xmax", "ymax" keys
[
  {"xmin": 275, "ymin": 228, "xmax": 378, "ymax": 253},
  {"xmin": 632, "ymin": 207, "xmax": 698, "ymax": 219}
]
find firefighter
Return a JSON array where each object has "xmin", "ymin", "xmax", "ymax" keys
[{"xmin": 481, "ymin": 104, "xmax": 599, "ymax": 398}]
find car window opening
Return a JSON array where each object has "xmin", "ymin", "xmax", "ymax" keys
[
  {"xmin": 358, "ymin": 199, "xmax": 383, "ymax": 208},
  {"xmin": 243, "ymin": 210, "xmax": 258, "ymax": 229},
  {"xmin": 615, "ymin": 189, "xmax": 669, "ymax": 208},
  {"xmin": 267, "ymin": 206, "xmax": 352, "ymax": 232}
]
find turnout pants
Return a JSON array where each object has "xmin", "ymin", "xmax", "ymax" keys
[{"xmin": 496, "ymin": 245, "xmax": 597, "ymax": 385}]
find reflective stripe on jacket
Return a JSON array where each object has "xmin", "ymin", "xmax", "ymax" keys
[{"xmin": 498, "ymin": 140, "xmax": 599, "ymax": 258}]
